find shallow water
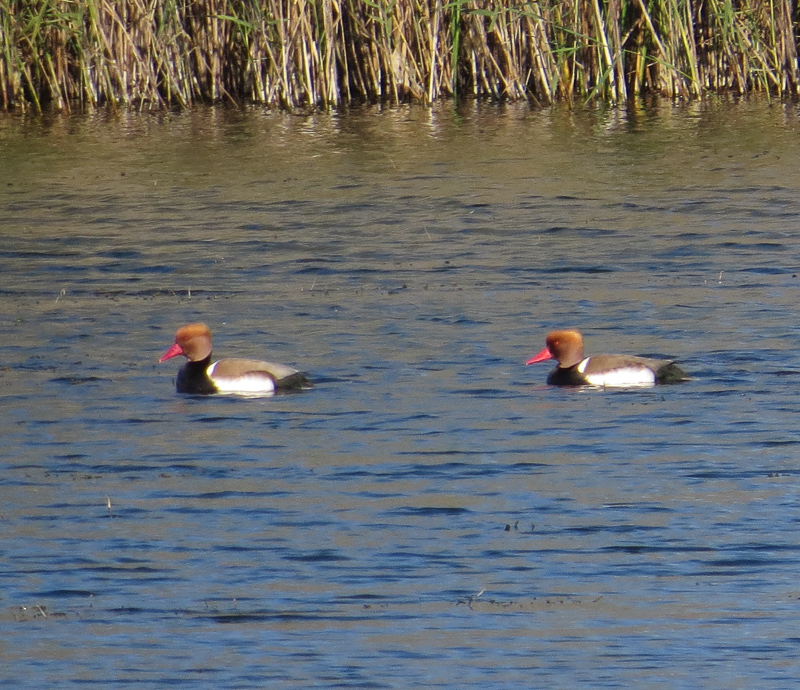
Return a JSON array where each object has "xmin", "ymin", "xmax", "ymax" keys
[{"xmin": 3, "ymin": 99, "xmax": 800, "ymax": 687}]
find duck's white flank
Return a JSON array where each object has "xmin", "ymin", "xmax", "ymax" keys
[
  {"xmin": 206, "ymin": 361, "xmax": 277, "ymax": 395},
  {"xmin": 577, "ymin": 358, "xmax": 656, "ymax": 388}
]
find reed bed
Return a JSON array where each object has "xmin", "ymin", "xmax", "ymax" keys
[{"xmin": 1, "ymin": 0, "xmax": 799, "ymax": 111}]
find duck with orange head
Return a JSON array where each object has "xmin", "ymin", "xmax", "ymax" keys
[
  {"xmin": 160, "ymin": 323, "xmax": 312, "ymax": 395},
  {"xmin": 527, "ymin": 329, "xmax": 688, "ymax": 387}
]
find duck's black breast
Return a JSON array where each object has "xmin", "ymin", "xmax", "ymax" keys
[
  {"xmin": 176, "ymin": 356, "xmax": 218, "ymax": 395},
  {"xmin": 546, "ymin": 365, "xmax": 588, "ymax": 386}
]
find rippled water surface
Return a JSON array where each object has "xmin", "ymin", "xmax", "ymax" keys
[{"xmin": 4, "ymin": 100, "xmax": 800, "ymax": 687}]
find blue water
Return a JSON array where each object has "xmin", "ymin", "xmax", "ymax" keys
[{"xmin": 3, "ymin": 101, "xmax": 800, "ymax": 687}]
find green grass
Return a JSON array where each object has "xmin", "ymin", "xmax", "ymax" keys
[{"xmin": 0, "ymin": 0, "xmax": 797, "ymax": 111}]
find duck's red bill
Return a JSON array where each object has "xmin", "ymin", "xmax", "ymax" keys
[
  {"xmin": 159, "ymin": 343, "xmax": 184, "ymax": 362},
  {"xmin": 526, "ymin": 347, "xmax": 553, "ymax": 365}
]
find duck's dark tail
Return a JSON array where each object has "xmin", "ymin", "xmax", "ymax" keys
[
  {"xmin": 276, "ymin": 372, "xmax": 314, "ymax": 392},
  {"xmin": 655, "ymin": 362, "xmax": 690, "ymax": 384}
]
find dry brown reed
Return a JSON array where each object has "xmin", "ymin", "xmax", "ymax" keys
[{"xmin": 1, "ymin": 0, "xmax": 799, "ymax": 111}]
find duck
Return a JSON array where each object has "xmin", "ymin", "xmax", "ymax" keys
[
  {"xmin": 526, "ymin": 329, "xmax": 688, "ymax": 387},
  {"xmin": 159, "ymin": 323, "xmax": 312, "ymax": 395}
]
